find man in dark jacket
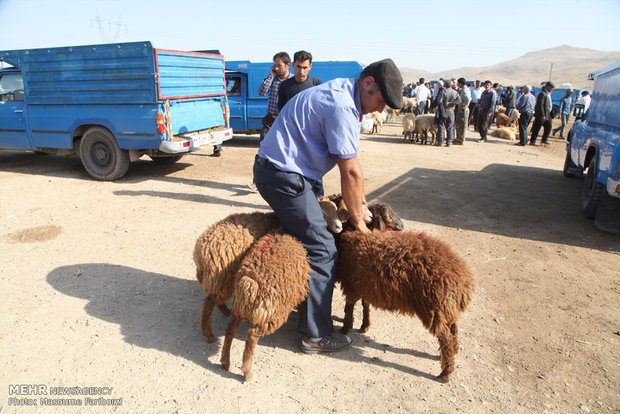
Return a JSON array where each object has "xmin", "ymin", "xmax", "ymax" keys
[
  {"xmin": 529, "ymin": 81, "xmax": 555, "ymax": 146},
  {"xmin": 477, "ymin": 80, "xmax": 496, "ymax": 142},
  {"xmin": 502, "ymin": 85, "xmax": 517, "ymax": 118},
  {"xmin": 434, "ymin": 79, "xmax": 461, "ymax": 147}
]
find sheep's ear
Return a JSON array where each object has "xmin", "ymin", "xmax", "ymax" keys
[{"xmin": 372, "ymin": 214, "xmax": 386, "ymax": 231}]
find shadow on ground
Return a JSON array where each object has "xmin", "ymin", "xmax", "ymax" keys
[
  {"xmin": 366, "ymin": 162, "xmax": 620, "ymax": 251},
  {"xmin": 46, "ymin": 263, "xmax": 446, "ymax": 381}
]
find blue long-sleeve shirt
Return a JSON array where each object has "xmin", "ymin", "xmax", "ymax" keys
[
  {"xmin": 559, "ymin": 96, "xmax": 573, "ymax": 115},
  {"xmin": 516, "ymin": 92, "xmax": 536, "ymax": 113}
]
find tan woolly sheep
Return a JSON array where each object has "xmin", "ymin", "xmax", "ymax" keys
[{"xmin": 220, "ymin": 232, "xmax": 310, "ymax": 381}]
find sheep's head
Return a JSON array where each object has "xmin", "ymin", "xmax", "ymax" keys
[
  {"xmin": 318, "ymin": 199, "xmax": 343, "ymax": 234},
  {"xmin": 368, "ymin": 203, "xmax": 405, "ymax": 231},
  {"xmin": 321, "ymin": 194, "xmax": 372, "ymax": 226}
]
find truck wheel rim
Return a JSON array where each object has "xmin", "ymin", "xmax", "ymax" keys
[{"xmin": 92, "ymin": 142, "xmax": 112, "ymax": 167}]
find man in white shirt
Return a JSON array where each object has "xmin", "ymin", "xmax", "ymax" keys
[
  {"xmin": 413, "ymin": 77, "xmax": 431, "ymax": 115},
  {"xmin": 577, "ymin": 91, "xmax": 591, "ymax": 112}
]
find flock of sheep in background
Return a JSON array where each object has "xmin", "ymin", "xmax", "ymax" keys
[
  {"xmin": 363, "ymin": 97, "xmax": 521, "ymax": 143},
  {"xmin": 193, "ymin": 195, "xmax": 475, "ymax": 383}
]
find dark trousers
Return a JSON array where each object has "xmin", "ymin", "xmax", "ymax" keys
[
  {"xmin": 469, "ymin": 102, "xmax": 479, "ymax": 127},
  {"xmin": 477, "ymin": 108, "xmax": 492, "ymax": 140},
  {"xmin": 530, "ymin": 117, "xmax": 552, "ymax": 144},
  {"xmin": 518, "ymin": 111, "xmax": 533, "ymax": 145},
  {"xmin": 260, "ymin": 113, "xmax": 277, "ymax": 142},
  {"xmin": 505, "ymin": 107, "xmax": 515, "ymax": 119},
  {"xmin": 436, "ymin": 109, "xmax": 455, "ymax": 145},
  {"xmin": 253, "ymin": 155, "xmax": 336, "ymax": 339}
]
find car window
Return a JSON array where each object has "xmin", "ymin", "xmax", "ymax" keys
[
  {"xmin": 0, "ymin": 72, "xmax": 24, "ymax": 101},
  {"xmin": 226, "ymin": 77, "xmax": 241, "ymax": 96}
]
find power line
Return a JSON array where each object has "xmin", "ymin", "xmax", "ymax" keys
[{"xmin": 91, "ymin": 9, "xmax": 127, "ymax": 42}]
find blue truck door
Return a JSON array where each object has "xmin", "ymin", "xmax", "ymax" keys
[
  {"xmin": 0, "ymin": 99, "xmax": 29, "ymax": 149},
  {"xmin": 0, "ymin": 70, "xmax": 31, "ymax": 149},
  {"xmin": 226, "ymin": 73, "xmax": 247, "ymax": 131}
]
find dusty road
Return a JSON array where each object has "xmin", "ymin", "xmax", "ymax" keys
[{"xmin": 1, "ymin": 117, "xmax": 618, "ymax": 413}]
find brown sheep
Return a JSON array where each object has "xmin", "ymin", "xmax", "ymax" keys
[
  {"xmin": 495, "ymin": 113, "xmax": 513, "ymax": 128},
  {"xmin": 220, "ymin": 232, "xmax": 310, "ymax": 381},
  {"xmin": 336, "ymin": 230, "xmax": 475, "ymax": 383}
]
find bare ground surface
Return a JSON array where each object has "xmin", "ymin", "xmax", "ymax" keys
[{"xmin": 1, "ymin": 117, "xmax": 618, "ymax": 413}]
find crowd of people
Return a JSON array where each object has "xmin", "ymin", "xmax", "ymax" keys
[{"xmin": 401, "ymin": 77, "xmax": 591, "ymax": 147}]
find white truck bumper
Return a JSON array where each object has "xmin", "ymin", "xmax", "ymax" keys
[
  {"xmin": 607, "ymin": 177, "xmax": 620, "ymax": 198},
  {"xmin": 158, "ymin": 127, "xmax": 233, "ymax": 154}
]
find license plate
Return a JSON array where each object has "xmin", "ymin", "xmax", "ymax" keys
[{"xmin": 189, "ymin": 131, "xmax": 217, "ymax": 148}]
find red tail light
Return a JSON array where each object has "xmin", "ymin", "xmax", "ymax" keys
[{"xmin": 156, "ymin": 113, "xmax": 166, "ymax": 134}]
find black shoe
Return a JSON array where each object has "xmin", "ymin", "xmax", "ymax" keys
[
  {"xmin": 514, "ymin": 142, "xmax": 525, "ymax": 146},
  {"xmin": 453, "ymin": 141, "xmax": 463, "ymax": 145},
  {"xmin": 530, "ymin": 142, "xmax": 540, "ymax": 146}
]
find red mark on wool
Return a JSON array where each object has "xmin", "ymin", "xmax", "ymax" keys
[{"xmin": 251, "ymin": 236, "xmax": 279, "ymax": 258}]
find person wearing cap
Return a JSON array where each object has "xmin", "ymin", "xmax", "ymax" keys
[
  {"xmin": 552, "ymin": 89, "xmax": 574, "ymax": 139},
  {"xmin": 502, "ymin": 85, "xmax": 517, "ymax": 118},
  {"xmin": 253, "ymin": 58, "xmax": 403, "ymax": 354},
  {"xmin": 529, "ymin": 81, "xmax": 555, "ymax": 146},
  {"xmin": 454, "ymin": 78, "xmax": 471, "ymax": 145}
]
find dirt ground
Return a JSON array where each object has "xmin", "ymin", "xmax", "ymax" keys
[{"xmin": 1, "ymin": 116, "xmax": 618, "ymax": 414}]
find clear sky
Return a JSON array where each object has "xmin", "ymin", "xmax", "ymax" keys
[{"xmin": 1, "ymin": 0, "xmax": 619, "ymax": 72}]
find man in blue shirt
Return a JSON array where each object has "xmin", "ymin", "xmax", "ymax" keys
[
  {"xmin": 552, "ymin": 89, "xmax": 573, "ymax": 139},
  {"xmin": 515, "ymin": 85, "xmax": 536, "ymax": 146},
  {"xmin": 253, "ymin": 59, "xmax": 403, "ymax": 354}
]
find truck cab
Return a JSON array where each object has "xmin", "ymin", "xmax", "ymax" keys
[
  {"xmin": 563, "ymin": 60, "xmax": 620, "ymax": 233},
  {"xmin": 225, "ymin": 60, "xmax": 363, "ymax": 134}
]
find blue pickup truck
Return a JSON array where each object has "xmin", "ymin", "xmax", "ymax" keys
[
  {"xmin": 0, "ymin": 41, "xmax": 232, "ymax": 180},
  {"xmin": 224, "ymin": 60, "xmax": 363, "ymax": 134},
  {"xmin": 563, "ymin": 60, "xmax": 620, "ymax": 233}
]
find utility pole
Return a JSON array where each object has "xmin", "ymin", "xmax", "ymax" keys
[{"xmin": 549, "ymin": 62, "xmax": 553, "ymax": 82}]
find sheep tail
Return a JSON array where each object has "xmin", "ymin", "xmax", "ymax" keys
[{"xmin": 233, "ymin": 276, "xmax": 275, "ymax": 327}]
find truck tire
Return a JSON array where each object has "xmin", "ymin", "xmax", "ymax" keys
[
  {"xmin": 80, "ymin": 127, "xmax": 130, "ymax": 180},
  {"xmin": 582, "ymin": 155, "xmax": 605, "ymax": 219},
  {"xmin": 150, "ymin": 155, "xmax": 183, "ymax": 164}
]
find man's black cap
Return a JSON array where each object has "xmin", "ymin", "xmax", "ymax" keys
[
  {"xmin": 363, "ymin": 58, "xmax": 403, "ymax": 109},
  {"xmin": 545, "ymin": 81, "xmax": 555, "ymax": 88}
]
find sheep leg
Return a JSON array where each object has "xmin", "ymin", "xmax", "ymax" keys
[
  {"xmin": 220, "ymin": 315, "xmax": 242, "ymax": 371},
  {"xmin": 241, "ymin": 327, "xmax": 264, "ymax": 382},
  {"xmin": 360, "ymin": 299, "xmax": 371, "ymax": 333},
  {"xmin": 341, "ymin": 301, "xmax": 356, "ymax": 334},
  {"xmin": 437, "ymin": 323, "xmax": 459, "ymax": 383},
  {"xmin": 200, "ymin": 294, "xmax": 218, "ymax": 343},
  {"xmin": 217, "ymin": 303, "xmax": 231, "ymax": 316}
]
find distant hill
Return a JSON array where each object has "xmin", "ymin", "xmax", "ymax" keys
[{"xmin": 399, "ymin": 45, "xmax": 620, "ymax": 89}]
